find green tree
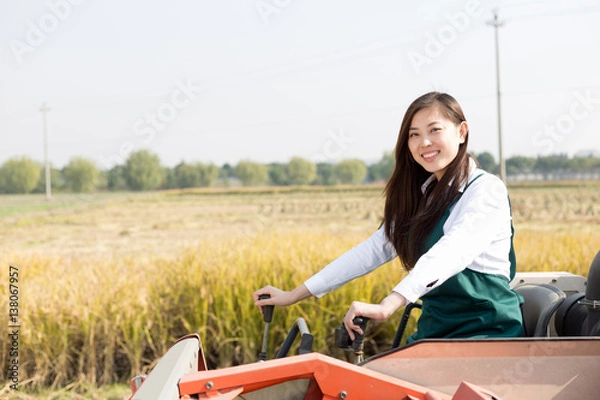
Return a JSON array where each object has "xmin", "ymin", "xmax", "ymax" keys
[
  {"xmin": 174, "ymin": 162, "xmax": 219, "ymax": 188},
  {"xmin": 34, "ymin": 167, "xmax": 64, "ymax": 193},
  {"xmin": 287, "ymin": 157, "xmax": 316, "ymax": 185},
  {"xmin": 106, "ymin": 165, "xmax": 128, "ymax": 191},
  {"xmin": 315, "ymin": 163, "xmax": 336, "ymax": 186},
  {"xmin": 95, "ymin": 170, "xmax": 109, "ymax": 191},
  {"xmin": 506, "ymin": 156, "xmax": 535, "ymax": 176},
  {"xmin": 220, "ymin": 163, "xmax": 234, "ymax": 179},
  {"xmin": 534, "ymin": 154, "xmax": 569, "ymax": 179},
  {"xmin": 198, "ymin": 164, "xmax": 219, "ymax": 187},
  {"xmin": 569, "ymin": 156, "xmax": 600, "ymax": 171},
  {"xmin": 234, "ymin": 161, "xmax": 268, "ymax": 186},
  {"xmin": 474, "ymin": 152, "xmax": 497, "ymax": 174},
  {"xmin": 0, "ymin": 156, "xmax": 41, "ymax": 194},
  {"xmin": 368, "ymin": 151, "xmax": 395, "ymax": 182},
  {"xmin": 218, "ymin": 163, "xmax": 234, "ymax": 187},
  {"xmin": 334, "ymin": 159, "xmax": 367, "ymax": 185},
  {"xmin": 268, "ymin": 163, "xmax": 289, "ymax": 186},
  {"xmin": 63, "ymin": 157, "xmax": 100, "ymax": 193},
  {"xmin": 175, "ymin": 162, "xmax": 199, "ymax": 188},
  {"xmin": 163, "ymin": 167, "xmax": 178, "ymax": 189},
  {"xmin": 124, "ymin": 150, "xmax": 163, "ymax": 191}
]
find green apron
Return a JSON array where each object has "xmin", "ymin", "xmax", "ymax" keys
[{"xmin": 406, "ymin": 174, "xmax": 524, "ymax": 343}]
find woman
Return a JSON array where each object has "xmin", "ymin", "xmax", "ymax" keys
[{"xmin": 253, "ymin": 92, "xmax": 524, "ymax": 343}]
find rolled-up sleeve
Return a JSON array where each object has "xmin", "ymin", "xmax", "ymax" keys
[
  {"xmin": 304, "ymin": 226, "xmax": 397, "ymax": 298},
  {"xmin": 393, "ymin": 175, "xmax": 512, "ymax": 303}
]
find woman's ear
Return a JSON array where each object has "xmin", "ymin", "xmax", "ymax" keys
[{"xmin": 459, "ymin": 121, "xmax": 468, "ymax": 144}]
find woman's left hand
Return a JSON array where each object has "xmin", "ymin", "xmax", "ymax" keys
[{"xmin": 343, "ymin": 292, "xmax": 407, "ymax": 341}]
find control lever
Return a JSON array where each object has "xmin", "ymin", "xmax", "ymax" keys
[
  {"xmin": 258, "ymin": 294, "xmax": 274, "ymax": 361},
  {"xmin": 334, "ymin": 317, "xmax": 370, "ymax": 364}
]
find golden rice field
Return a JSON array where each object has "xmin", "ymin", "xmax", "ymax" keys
[{"xmin": 0, "ymin": 182, "xmax": 599, "ymax": 399}]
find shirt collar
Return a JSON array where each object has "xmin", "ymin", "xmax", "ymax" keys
[{"xmin": 420, "ymin": 157, "xmax": 478, "ymax": 194}]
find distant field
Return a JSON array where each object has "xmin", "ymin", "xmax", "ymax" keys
[
  {"xmin": 2, "ymin": 182, "xmax": 598, "ymax": 259},
  {"xmin": 0, "ymin": 182, "xmax": 599, "ymax": 398}
]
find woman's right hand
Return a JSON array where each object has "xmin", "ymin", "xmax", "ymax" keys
[{"xmin": 253, "ymin": 284, "xmax": 312, "ymax": 313}]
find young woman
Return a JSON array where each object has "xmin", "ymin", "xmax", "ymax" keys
[{"xmin": 253, "ymin": 92, "xmax": 524, "ymax": 343}]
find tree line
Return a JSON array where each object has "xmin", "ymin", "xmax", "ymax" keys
[
  {"xmin": 0, "ymin": 150, "xmax": 383, "ymax": 194},
  {"xmin": 0, "ymin": 150, "xmax": 598, "ymax": 194},
  {"xmin": 475, "ymin": 151, "xmax": 600, "ymax": 180}
]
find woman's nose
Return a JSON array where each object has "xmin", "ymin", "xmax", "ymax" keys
[{"xmin": 420, "ymin": 135, "xmax": 432, "ymax": 147}]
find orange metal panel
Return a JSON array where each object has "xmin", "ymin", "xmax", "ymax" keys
[
  {"xmin": 178, "ymin": 353, "xmax": 452, "ymax": 400},
  {"xmin": 365, "ymin": 337, "xmax": 600, "ymax": 360},
  {"xmin": 180, "ymin": 387, "xmax": 243, "ymax": 399},
  {"xmin": 451, "ymin": 382, "xmax": 500, "ymax": 400},
  {"xmin": 363, "ymin": 338, "xmax": 600, "ymax": 399}
]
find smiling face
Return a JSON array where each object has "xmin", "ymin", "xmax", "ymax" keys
[{"xmin": 407, "ymin": 106, "xmax": 468, "ymax": 180}]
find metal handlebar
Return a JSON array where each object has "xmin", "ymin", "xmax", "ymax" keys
[{"xmin": 275, "ymin": 318, "xmax": 314, "ymax": 358}]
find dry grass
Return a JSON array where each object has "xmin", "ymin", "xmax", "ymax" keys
[{"xmin": 0, "ymin": 182, "xmax": 598, "ymax": 397}]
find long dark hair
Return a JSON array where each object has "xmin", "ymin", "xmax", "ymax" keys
[{"xmin": 383, "ymin": 92, "xmax": 471, "ymax": 271}]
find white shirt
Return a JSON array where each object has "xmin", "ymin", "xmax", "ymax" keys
[{"xmin": 304, "ymin": 165, "xmax": 513, "ymax": 303}]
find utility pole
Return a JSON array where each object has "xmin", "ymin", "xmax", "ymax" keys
[
  {"xmin": 488, "ymin": 9, "xmax": 506, "ymax": 183},
  {"xmin": 40, "ymin": 102, "xmax": 52, "ymax": 200}
]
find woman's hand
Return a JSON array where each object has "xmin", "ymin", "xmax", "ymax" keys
[
  {"xmin": 343, "ymin": 292, "xmax": 407, "ymax": 341},
  {"xmin": 253, "ymin": 284, "xmax": 312, "ymax": 313}
]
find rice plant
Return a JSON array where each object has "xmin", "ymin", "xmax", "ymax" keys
[{"xmin": 0, "ymin": 183, "xmax": 598, "ymax": 397}]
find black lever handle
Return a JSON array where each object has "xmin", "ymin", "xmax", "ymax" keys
[
  {"xmin": 258, "ymin": 294, "xmax": 274, "ymax": 323},
  {"xmin": 334, "ymin": 316, "xmax": 370, "ymax": 352},
  {"xmin": 351, "ymin": 317, "xmax": 369, "ymax": 352}
]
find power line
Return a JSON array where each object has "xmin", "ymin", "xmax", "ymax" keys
[
  {"xmin": 505, "ymin": 4, "xmax": 600, "ymax": 21},
  {"xmin": 501, "ymin": 85, "xmax": 600, "ymax": 97},
  {"xmin": 3, "ymin": 5, "xmax": 597, "ymax": 118},
  {"xmin": 495, "ymin": 0, "xmax": 568, "ymax": 10}
]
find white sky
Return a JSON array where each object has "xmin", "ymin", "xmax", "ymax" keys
[{"xmin": 1, "ymin": 0, "xmax": 600, "ymax": 169}]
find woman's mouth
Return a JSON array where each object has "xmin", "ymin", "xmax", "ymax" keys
[{"xmin": 421, "ymin": 150, "xmax": 440, "ymax": 162}]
